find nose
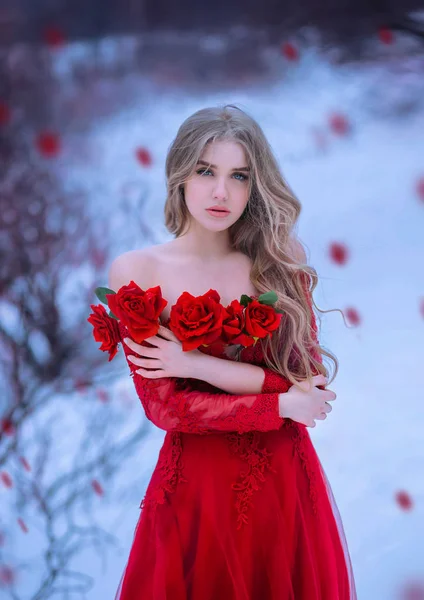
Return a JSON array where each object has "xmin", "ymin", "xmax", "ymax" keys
[{"xmin": 212, "ymin": 178, "xmax": 228, "ymax": 200}]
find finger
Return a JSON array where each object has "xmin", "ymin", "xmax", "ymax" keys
[
  {"xmin": 128, "ymin": 344, "xmax": 159, "ymax": 359},
  {"xmin": 128, "ymin": 355, "xmax": 162, "ymax": 368},
  {"xmin": 312, "ymin": 374, "xmax": 328, "ymax": 386},
  {"xmin": 157, "ymin": 325, "xmax": 180, "ymax": 343},
  {"xmin": 135, "ymin": 367, "xmax": 165, "ymax": 378},
  {"xmin": 323, "ymin": 389, "xmax": 337, "ymax": 401},
  {"xmin": 142, "ymin": 334, "xmax": 166, "ymax": 347},
  {"xmin": 299, "ymin": 375, "xmax": 327, "ymax": 392},
  {"xmin": 296, "ymin": 379, "xmax": 315, "ymax": 391},
  {"xmin": 323, "ymin": 402, "xmax": 333, "ymax": 413},
  {"xmin": 308, "ymin": 420, "xmax": 316, "ymax": 428},
  {"xmin": 315, "ymin": 413, "xmax": 327, "ymax": 420},
  {"xmin": 123, "ymin": 337, "xmax": 161, "ymax": 353}
]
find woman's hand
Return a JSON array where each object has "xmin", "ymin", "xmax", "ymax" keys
[
  {"xmin": 278, "ymin": 374, "xmax": 336, "ymax": 428},
  {"xmin": 123, "ymin": 326, "xmax": 203, "ymax": 379}
]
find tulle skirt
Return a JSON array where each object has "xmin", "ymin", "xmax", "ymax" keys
[{"xmin": 114, "ymin": 423, "xmax": 357, "ymax": 599}]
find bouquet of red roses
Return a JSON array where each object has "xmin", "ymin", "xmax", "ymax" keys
[{"xmin": 87, "ymin": 280, "xmax": 283, "ymax": 362}]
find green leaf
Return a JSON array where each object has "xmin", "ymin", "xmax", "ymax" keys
[
  {"xmin": 108, "ymin": 310, "xmax": 118, "ymax": 320},
  {"xmin": 240, "ymin": 294, "xmax": 253, "ymax": 307},
  {"xmin": 274, "ymin": 308, "xmax": 285, "ymax": 314},
  {"xmin": 258, "ymin": 291, "xmax": 278, "ymax": 305},
  {"xmin": 95, "ymin": 286, "xmax": 116, "ymax": 305}
]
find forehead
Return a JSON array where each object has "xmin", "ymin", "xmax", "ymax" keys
[{"xmin": 200, "ymin": 139, "xmax": 248, "ymax": 166}]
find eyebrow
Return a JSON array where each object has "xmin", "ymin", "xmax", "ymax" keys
[{"xmin": 197, "ymin": 159, "xmax": 250, "ymax": 172}]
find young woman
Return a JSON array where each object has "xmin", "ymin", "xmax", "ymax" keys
[{"xmin": 109, "ymin": 104, "xmax": 357, "ymax": 599}]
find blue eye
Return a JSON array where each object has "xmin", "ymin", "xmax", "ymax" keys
[
  {"xmin": 233, "ymin": 172, "xmax": 248, "ymax": 181},
  {"xmin": 196, "ymin": 169, "xmax": 248, "ymax": 182}
]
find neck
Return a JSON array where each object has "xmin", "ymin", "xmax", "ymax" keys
[{"xmin": 175, "ymin": 226, "xmax": 234, "ymax": 261}]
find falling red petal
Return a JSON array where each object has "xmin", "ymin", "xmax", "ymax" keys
[
  {"xmin": 35, "ymin": 132, "xmax": 61, "ymax": 157},
  {"xmin": 92, "ymin": 479, "xmax": 104, "ymax": 496},
  {"xmin": 1, "ymin": 419, "xmax": 15, "ymax": 436},
  {"xmin": 96, "ymin": 388, "xmax": 109, "ymax": 403},
  {"xmin": 0, "ymin": 471, "xmax": 13, "ymax": 488},
  {"xmin": 19, "ymin": 456, "xmax": 31, "ymax": 472},
  {"xmin": 329, "ymin": 242, "xmax": 349, "ymax": 266},
  {"xmin": 0, "ymin": 102, "xmax": 11, "ymax": 125},
  {"xmin": 43, "ymin": 25, "xmax": 66, "ymax": 48},
  {"xmin": 75, "ymin": 379, "xmax": 88, "ymax": 393},
  {"xmin": 419, "ymin": 298, "xmax": 424, "ymax": 319},
  {"xmin": 0, "ymin": 565, "xmax": 15, "ymax": 585},
  {"xmin": 400, "ymin": 581, "xmax": 424, "ymax": 600},
  {"xmin": 328, "ymin": 113, "xmax": 350, "ymax": 136},
  {"xmin": 395, "ymin": 490, "xmax": 413, "ymax": 511},
  {"xmin": 17, "ymin": 518, "xmax": 28, "ymax": 534},
  {"xmin": 135, "ymin": 147, "xmax": 153, "ymax": 166},
  {"xmin": 345, "ymin": 307, "xmax": 361, "ymax": 326},
  {"xmin": 92, "ymin": 248, "xmax": 107, "ymax": 269},
  {"xmin": 378, "ymin": 27, "xmax": 394, "ymax": 45},
  {"xmin": 281, "ymin": 42, "xmax": 299, "ymax": 61},
  {"xmin": 416, "ymin": 177, "xmax": 424, "ymax": 201}
]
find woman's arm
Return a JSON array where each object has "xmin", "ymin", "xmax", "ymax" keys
[
  {"xmin": 119, "ymin": 322, "xmax": 289, "ymax": 434},
  {"xmin": 193, "ymin": 271, "xmax": 322, "ymax": 393},
  {"xmin": 193, "ymin": 269, "xmax": 323, "ymax": 394},
  {"xmin": 108, "ymin": 249, "xmax": 321, "ymax": 433},
  {"xmin": 108, "ymin": 254, "xmax": 287, "ymax": 434},
  {"xmin": 190, "ymin": 352, "xmax": 269, "ymax": 394}
]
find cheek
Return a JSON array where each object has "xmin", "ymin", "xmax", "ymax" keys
[
  {"xmin": 184, "ymin": 178, "xmax": 205, "ymax": 198},
  {"xmin": 235, "ymin": 187, "xmax": 249, "ymax": 208},
  {"xmin": 183, "ymin": 180, "xmax": 206, "ymax": 214}
]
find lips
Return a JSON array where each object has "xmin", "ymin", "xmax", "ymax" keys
[{"xmin": 207, "ymin": 207, "xmax": 230, "ymax": 214}]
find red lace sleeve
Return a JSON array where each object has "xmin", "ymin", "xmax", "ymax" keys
[
  {"xmin": 261, "ymin": 368, "xmax": 290, "ymax": 393},
  {"xmin": 118, "ymin": 323, "xmax": 288, "ymax": 434}
]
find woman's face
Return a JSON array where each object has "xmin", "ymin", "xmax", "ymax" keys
[{"xmin": 183, "ymin": 139, "xmax": 250, "ymax": 231}]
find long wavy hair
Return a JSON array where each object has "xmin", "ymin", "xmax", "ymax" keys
[{"xmin": 164, "ymin": 104, "xmax": 342, "ymax": 388}]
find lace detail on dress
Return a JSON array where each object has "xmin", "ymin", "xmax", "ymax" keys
[
  {"xmin": 261, "ymin": 367, "xmax": 291, "ymax": 394},
  {"xmin": 140, "ymin": 432, "xmax": 187, "ymax": 515},
  {"xmin": 225, "ymin": 431, "xmax": 277, "ymax": 529},
  {"xmin": 118, "ymin": 321, "xmax": 284, "ymax": 435},
  {"xmin": 224, "ymin": 395, "xmax": 284, "ymax": 434},
  {"xmin": 286, "ymin": 421, "xmax": 319, "ymax": 515},
  {"xmin": 129, "ymin": 366, "xmax": 283, "ymax": 434}
]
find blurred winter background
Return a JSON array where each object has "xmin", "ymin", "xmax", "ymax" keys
[{"xmin": 1, "ymin": 0, "xmax": 424, "ymax": 598}]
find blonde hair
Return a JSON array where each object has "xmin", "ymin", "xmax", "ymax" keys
[{"xmin": 164, "ymin": 103, "xmax": 341, "ymax": 388}]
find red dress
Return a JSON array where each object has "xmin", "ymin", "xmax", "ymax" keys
[{"xmin": 114, "ymin": 285, "xmax": 357, "ymax": 600}]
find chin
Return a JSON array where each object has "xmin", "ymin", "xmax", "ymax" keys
[
  {"xmin": 204, "ymin": 217, "xmax": 235, "ymax": 228},
  {"xmin": 189, "ymin": 214, "xmax": 232, "ymax": 230}
]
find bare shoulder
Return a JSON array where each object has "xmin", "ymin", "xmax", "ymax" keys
[{"xmin": 107, "ymin": 247, "xmax": 158, "ymax": 292}]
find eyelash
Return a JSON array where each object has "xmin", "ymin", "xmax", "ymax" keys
[{"xmin": 196, "ymin": 168, "xmax": 248, "ymax": 182}]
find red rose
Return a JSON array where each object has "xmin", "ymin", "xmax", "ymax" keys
[
  {"xmin": 222, "ymin": 299, "xmax": 255, "ymax": 347},
  {"xmin": 87, "ymin": 304, "xmax": 120, "ymax": 361},
  {"xmin": 244, "ymin": 299, "xmax": 282, "ymax": 339},
  {"xmin": 106, "ymin": 281, "xmax": 167, "ymax": 344},
  {"xmin": 169, "ymin": 289, "xmax": 226, "ymax": 351}
]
